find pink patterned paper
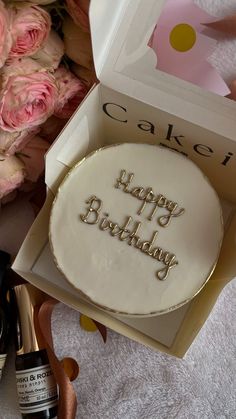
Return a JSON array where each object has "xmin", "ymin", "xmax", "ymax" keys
[{"xmin": 148, "ymin": 0, "xmax": 230, "ymax": 96}]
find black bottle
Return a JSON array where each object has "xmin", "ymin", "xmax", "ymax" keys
[
  {"xmin": 0, "ymin": 250, "xmax": 11, "ymax": 380},
  {"xmin": 13, "ymin": 284, "xmax": 58, "ymax": 419}
]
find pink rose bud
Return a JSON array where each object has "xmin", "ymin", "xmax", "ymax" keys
[
  {"xmin": 66, "ymin": 0, "xmax": 90, "ymax": 32},
  {"xmin": 63, "ymin": 16, "xmax": 93, "ymax": 69},
  {"xmin": 0, "ymin": 127, "xmax": 39, "ymax": 156},
  {"xmin": 54, "ymin": 66, "xmax": 88, "ymax": 119},
  {"xmin": 0, "ymin": 58, "xmax": 58, "ymax": 132},
  {"xmin": 32, "ymin": 30, "xmax": 64, "ymax": 70},
  {"xmin": 19, "ymin": 135, "xmax": 49, "ymax": 182},
  {"xmin": 0, "ymin": 1, "xmax": 12, "ymax": 68},
  {"xmin": 8, "ymin": 3, "xmax": 51, "ymax": 58},
  {"xmin": 0, "ymin": 154, "xmax": 25, "ymax": 199}
]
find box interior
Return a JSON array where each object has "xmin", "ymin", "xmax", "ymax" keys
[
  {"xmin": 53, "ymin": 85, "xmax": 236, "ymax": 204},
  {"xmin": 13, "ymin": 84, "xmax": 236, "ymax": 357}
]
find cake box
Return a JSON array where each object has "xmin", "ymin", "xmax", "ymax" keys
[{"xmin": 13, "ymin": 0, "xmax": 236, "ymax": 357}]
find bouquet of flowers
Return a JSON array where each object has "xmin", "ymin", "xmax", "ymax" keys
[{"xmin": 0, "ymin": 0, "xmax": 96, "ymax": 208}]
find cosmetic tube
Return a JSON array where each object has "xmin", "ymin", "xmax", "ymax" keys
[{"xmin": 13, "ymin": 284, "xmax": 58, "ymax": 419}]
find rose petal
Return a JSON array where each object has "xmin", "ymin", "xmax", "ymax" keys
[
  {"xmin": 0, "ymin": 58, "xmax": 58, "ymax": 132},
  {"xmin": 0, "ymin": 154, "xmax": 25, "ymax": 199},
  {"xmin": 54, "ymin": 66, "xmax": 88, "ymax": 119},
  {"xmin": 0, "ymin": 1, "xmax": 12, "ymax": 68},
  {"xmin": 32, "ymin": 30, "xmax": 64, "ymax": 70},
  {"xmin": 0, "ymin": 127, "xmax": 39, "ymax": 156},
  {"xmin": 9, "ymin": 4, "xmax": 51, "ymax": 58}
]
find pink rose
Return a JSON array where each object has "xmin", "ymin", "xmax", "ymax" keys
[
  {"xmin": 9, "ymin": 3, "xmax": 51, "ymax": 58},
  {"xmin": 0, "ymin": 127, "xmax": 39, "ymax": 156},
  {"xmin": 66, "ymin": 0, "xmax": 90, "ymax": 32},
  {"xmin": 54, "ymin": 66, "xmax": 87, "ymax": 119},
  {"xmin": 0, "ymin": 154, "xmax": 25, "ymax": 199},
  {"xmin": 63, "ymin": 16, "xmax": 93, "ymax": 69},
  {"xmin": 19, "ymin": 135, "xmax": 49, "ymax": 182},
  {"xmin": 0, "ymin": 1, "xmax": 12, "ymax": 68},
  {"xmin": 32, "ymin": 30, "xmax": 64, "ymax": 70},
  {"xmin": 0, "ymin": 58, "xmax": 58, "ymax": 132}
]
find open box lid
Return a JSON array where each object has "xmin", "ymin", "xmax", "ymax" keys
[{"xmin": 89, "ymin": 0, "xmax": 236, "ymax": 140}]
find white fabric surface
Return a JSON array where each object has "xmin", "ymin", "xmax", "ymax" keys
[
  {"xmin": 196, "ymin": 0, "xmax": 236, "ymax": 84},
  {"xmin": 1, "ymin": 0, "xmax": 236, "ymax": 417},
  {"xmin": 0, "ymin": 278, "xmax": 236, "ymax": 418}
]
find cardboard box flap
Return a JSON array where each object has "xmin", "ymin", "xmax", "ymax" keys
[
  {"xmin": 45, "ymin": 86, "xmax": 103, "ymax": 194},
  {"xmin": 90, "ymin": 0, "xmax": 164, "ymax": 84},
  {"xmin": 89, "ymin": 0, "xmax": 236, "ymax": 140},
  {"xmin": 89, "ymin": 0, "xmax": 130, "ymax": 77}
]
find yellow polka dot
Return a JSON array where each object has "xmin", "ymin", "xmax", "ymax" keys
[
  {"xmin": 170, "ymin": 24, "xmax": 196, "ymax": 52},
  {"xmin": 80, "ymin": 314, "xmax": 97, "ymax": 332}
]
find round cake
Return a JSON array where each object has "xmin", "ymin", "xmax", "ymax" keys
[{"xmin": 49, "ymin": 143, "xmax": 223, "ymax": 316}]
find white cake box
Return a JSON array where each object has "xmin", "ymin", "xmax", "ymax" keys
[{"xmin": 13, "ymin": 0, "xmax": 236, "ymax": 357}]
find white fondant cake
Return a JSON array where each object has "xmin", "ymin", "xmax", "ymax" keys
[{"xmin": 49, "ymin": 143, "xmax": 223, "ymax": 316}]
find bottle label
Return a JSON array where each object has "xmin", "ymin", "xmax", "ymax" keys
[
  {"xmin": 0, "ymin": 353, "xmax": 7, "ymax": 380},
  {"xmin": 16, "ymin": 363, "xmax": 58, "ymax": 414}
]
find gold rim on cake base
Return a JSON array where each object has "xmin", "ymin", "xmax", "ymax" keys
[{"xmin": 49, "ymin": 143, "xmax": 224, "ymax": 318}]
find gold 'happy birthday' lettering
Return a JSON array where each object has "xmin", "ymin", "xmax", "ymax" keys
[
  {"xmin": 115, "ymin": 170, "xmax": 185, "ymax": 227},
  {"xmin": 80, "ymin": 196, "xmax": 179, "ymax": 281}
]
